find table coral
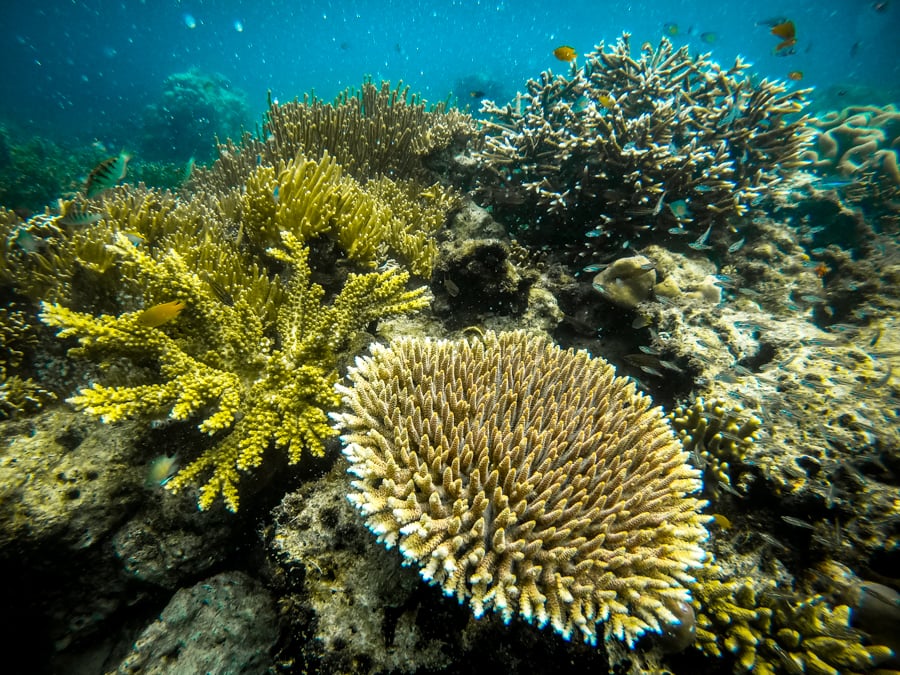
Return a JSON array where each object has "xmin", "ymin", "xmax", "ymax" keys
[
  {"xmin": 475, "ymin": 32, "xmax": 811, "ymax": 251},
  {"xmin": 335, "ymin": 330, "xmax": 710, "ymax": 648}
]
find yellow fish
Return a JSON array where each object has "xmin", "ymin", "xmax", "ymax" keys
[
  {"xmin": 137, "ymin": 300, "xmax": 186, "ymax": 327},
  {"xmin": 553, "ymin": 45, "xmax": 577, "ymax": 62},
  {"xmin": 711, "ymin": 513, "xmax": 732, "ymax": 529},
  {"xmin": 598, "ymin": 94, "xmax": 617, "ymax": 108}
]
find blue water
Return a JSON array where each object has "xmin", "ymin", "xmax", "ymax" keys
[{"xmin": 1, "ymin": 0, "xmax": 898, "ymax": 150}]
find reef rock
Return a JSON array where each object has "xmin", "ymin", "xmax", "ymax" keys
[{"xmin": 592, "ymin": 255, "xmax": 657, "ymax": 309}]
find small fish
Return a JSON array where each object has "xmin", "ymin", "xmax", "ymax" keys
[
  {"xmin": 770, "ymin": 20, "xmax": 797, "ymax": 55},
  {"xmin": 84, "ymin": 152, "xmax": 130, "ymax": 199},
  {"xmin": 597, "ymin": 94, "xmax": 616, "ymax": 108},
  {"xmin": 640, "ymin": 365, "xmax": 665, "ymax": 378},
  {"xmin": 206, "ymin": 277, "xmax": 235, "ymax": 306},
  {"xmin": 663, "ymin": 22, "xmax": 680, "ymax": 37},
  {"xmin": 10, "ymin": 227, "xmax": 40, "ymax": 253},
  {"xmin": 553, "ymin": 45, "xmax": 577, "ymax": 62},
  {"xmin": 122, "ymin": 231, "xmax": 145, "ymax": 246},
  {"xmin": 717, "ymin": 480, "xmax": 745, "ymax": 499},
  {"xmin": 59, "ymin": 199, "xmax": 103, "ymax": 226},
  {"xmin": 872, "ymin": 1, "xmax": 889, "ymax": 12},
  {"xmin": 787, "ymin": 70, "xmax": 803, "ymax": 81},
  {"xmin": 757, "ymin": 531, "xmax": 788, "ymax": 550},
  {"xmin": 658, "ymin": 359, "xmax": 685, "ymax": 374},
  {"xmin": 700, "ymin": 32, "xmax": 718, "ymax": 44},
  {"xmin": 137, "ymin": 300, "xmax": 186, "ymax": 327},
  {"xmin": 668, "ymin": 227, "xmax": 690, "ymax": 235},
  {"xmin": 469, "ymin": 90, "xmax": 486, "ymax": 98},
  {"xmin": 638, "ymin": 345, "xmax": 660, "ymax": 355},
  {"xmin": 727, "ymin": 237, "xmax": 746, "ymax": 253},
  {"xmin": 146, "ymin": 454, "xmax": 179, "ymax": 488},
  {"xmin": 582, "ymin": 263, "xmax": 609, "ymax": 273},
  {"xmin": 184, "ymin": 156, "xmax": 196, "ymax": 181},
  {"xmin": 688, "ymin": 223, "xmax": 713, "ymax": 251},
  {"xmin": 668, "ymin": 199, "xmax": 692, "ymax": 221},
  {"xmin": 711, "ymin": 514, "xmax": 732, "ymax": 529},
  {"xmin": 443, "ymin": 278, "xmax": 460, "ymax": 297},
  {"xmin": 781, "ymin": 515, "xmax": 815, "ymax": 529}
]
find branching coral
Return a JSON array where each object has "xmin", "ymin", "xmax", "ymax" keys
[
  {"xmin": 668, "ymin": 397, "xmax": 761, "ymax": 494},
  {"xmin": 335, "ymin": 330, "xmax": 710, "ymax": 648},
  {"xmin": 192, "ymin": 79, "xmax": 479, "ymax": 192},
  {"xmin": 240, "ymin": 151, "xmax": 457, "ymax": 276},
  {"xmin": 41, "ymin": 228, "xmax": 428, "ymax": 512},
  {"xmin": 0, "ymin": 305, "xmax": 55, "ymax": 418},
  {"xmin": 475, "ymin": 33, "xmax": 812, "ymax": 250},
  {"xmin": 691, "ymin": 562, "xmax": 894, "ymax": 674}
]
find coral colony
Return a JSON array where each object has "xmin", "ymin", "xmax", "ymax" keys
[{"xmin": 2, "ymin": 30, "xmax": 900, "ymax": 675}]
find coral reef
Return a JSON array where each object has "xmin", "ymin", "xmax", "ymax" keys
[
  {"xmin": 191, "ymin": 79, "xmax": 479, "ymax": 193},
  {"xmin": 41, "ymin": 227, "xmax": 428, "ymax": 512},
  {"xmin": 334, "ymin": 330, "xmax": 710, "ymax": 647},
  {"xmin": 140, "ymin": 69, "xmax": 250, "ymax": 162},
  {"xmin": 691, "ymin": 562, "xmax": 894, "ymax": 675},
  {"xmin": 475, "ymin": 33, "xmax": 812, "ymax": 251},
  {"xmin": 802, "ymin": 104, "xmax": 900, "ymax": 198},
  {"xmin": 0, "ymin": 304, "xmax": 54, "ymax": 418}
]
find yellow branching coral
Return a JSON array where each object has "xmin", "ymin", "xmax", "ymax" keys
[
  {"xmin": 691, "ymin": 562, "xmax": 894, "ymax": 674},
  {"xmin": 668, "ymin": 397, "xmax": 761, "ymax": 493},
  {"xmin": 41, "ymin": 227, "xmax": 428, "ymax": 512},
  {"xmin": 335, "ymin": 330, "xmax": 710, "ymax": 647},
  {"xmin": 241, "ymin": 150, "xmax": 456, "ymax": 276}
]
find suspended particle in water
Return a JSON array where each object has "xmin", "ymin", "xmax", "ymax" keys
[
  {"xmin": 234, "ymin": 19, "xmax": 244, "ymax": 32},
  {"xmin": 183, "ymin": 13, "xmax": 197, "ymax": 29}
]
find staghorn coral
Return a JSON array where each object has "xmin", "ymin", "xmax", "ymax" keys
[
  {"xmin": 240, "ymin": 150, "xmax": 456, "ymax": 276},
  {"xmin": 41, "ymin": 228, "xmax": 428, "ymax": 512},
  {"xmin": 334, "ymin": 330, "xmax": 710, "ymax": 648},
  {"xmin": 192, "ymin": 79, "xmax": 479, "ymax": 192},
  {"xmin": 475, "ymin": 32, "xmax": 811, "ymax": 251},
  {"xmin": 802, "ymin": 104, "xmax": 900, "ymax": 197}
]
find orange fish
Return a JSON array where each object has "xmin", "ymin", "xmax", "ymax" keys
[
  {"xmin": 138, "ymin": 300, "xmax": 186, "ymax": 327},
  {"xmin": 771, "ymin": 20, "xmax": 796, "ymax": 54},
  {"xmin": 788, "ymin": 70, "xmax": 803, "ymax": 81},
  {"xmin": 553, "ymin": 45, "xmax": 577, "ymax": 62}
]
